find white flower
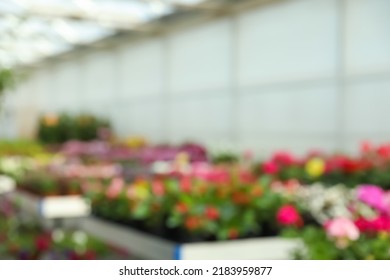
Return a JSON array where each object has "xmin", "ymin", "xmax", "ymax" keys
[
  {"xmin": 72, "ymin": 231, "xmax": 88, "ymax": 245},
  {"xmin": 52, "ymin": 229, "xmax": 65, "ymax": 242}
]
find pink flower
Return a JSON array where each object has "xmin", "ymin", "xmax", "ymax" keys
[
  {"xmin": 360, "ymin": 140, "xmax": 373, "ymax": 154},
  {"xmin": 105, "ymin": 177, "xmax": 124, "ymax": 199},
  {"xmin": 243, "ymin": 150, "xmax": 254, "ymax": 161},
  {"xmin": 152, "ymin": 180, "xmax": 165, "ymax": 196},
  {"xmin": 272, "ymin": 151, "xmax": 295, "ymax": 165},
  {"xmin": 357, "ymin": 185, "xmax": 387, "ymax": 212},
  {"xmin": 377, "ymin": 144, "xmax": 390, "ymax": 158},
  {"xmin": 277, "ymin": 205, "xmax": 303, "ymax": 227},
  {"xmin": 262, "ymin": 161, "xmax": 279, "ymax": 175},
  {"xmin": 203, "ymin": 168, "xmax": 230, "ymax": 185},
  {"xmin": 325, "ymin": 218, "xmax": 360, "ymax": 241}
]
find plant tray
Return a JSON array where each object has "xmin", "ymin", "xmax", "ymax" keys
[
  {"xmin": 81, "ymin": 217, "xmax": 299, "ymax": 260},
  {"xmin": 10, "ymin": 191, "xmax": 91, "ymax": 219}
]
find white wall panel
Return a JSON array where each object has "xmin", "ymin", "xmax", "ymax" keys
[
  {"xmin": 238, "ymin": 84, "xmax": 338, "ymax": 135},
  {"xmin": 345, "ymin": 0, "xmax": 390, "ymax": 75},
  {"xmin": 82, "ymin": 51, "xmax": 117, "ymax": 102},
  {"xmin": 6, "ymin": 0, "xmax": 390, "ymax": 155},
  {"xmin": 31, "ymin": 68, "xmax": 55, "ymax": 112},
  {"xmin": 112, "ymin": 99, "xmax": 164, "ymax": 141},
  {"xmin": 119, "ymin": 39, "xmax": 164, "ymax": 97},
  {"xmin": 345, "ymin": 78, "xmax": 390, "ymax": 135},
  {"xmin": 238, "ymin": 0, "xmax": 338, "ymax": 86},
  {"xmin": 168, "ymin": 19, "xmax": 232, "ymax": 94},
  {"xmin": 169, "ymin": 94, "xmax": 231, "ymax": 143},
  {"xmin": 51, "ymin": 61, "xmax": 83, "ymax": 112}
]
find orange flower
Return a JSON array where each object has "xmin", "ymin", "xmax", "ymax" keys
[
  {"xmin": 251, "ymin": 185, "xmax": 263, "ymax": 197},
  {"xmin": 43, "ymin": 114, "xmax": 59, "ymax": 127},
  {"xmin": 228, "ymin": 228, "xmax": 239, "ymax": 239},
  {"xmin": 175, "ymin": 202, "xmax": 188, "ymax": 214},
  {"xmin": 185, "ymin": 216, "xmax": 201, "ymax": 231},
  {"xmin": 232, "ymin": 192, "xmax": 251, "ymax": 205}
]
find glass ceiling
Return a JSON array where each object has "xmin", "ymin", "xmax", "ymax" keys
[{"xmin": 0, "ymin": 0, "xmax": 207, "ymax": 67}]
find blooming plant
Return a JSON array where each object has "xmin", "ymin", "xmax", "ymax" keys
[
  {"xmin": 283, "ymin": 181, "xmax": 390, "ymax": 259},
  {"xmin": 89, "ymin": 166, "xmax": 289, "ymax": 242},
  {"xmin": 257, "ymin": 142, "xmax": 390, "ymax": 189}
]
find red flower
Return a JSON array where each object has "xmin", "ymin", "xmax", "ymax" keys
[
  {"xmin": 262, "ymin": 161, "xmax": 279, "ymax": 175},
  {"xmin": 180, "ymin": 176, "xmax": 192, "ymax": 193},
  {"xmin": 175, "ymin": 202, "xmax": 188, "ymax": 214},
  {"xmin": 355, "ymin": 216, "xmax": 390, "ymax": 232},
  {"xmin": 205, "ymin": 206, "xmax": 220, "ymax": 220},
  {"xmin": 228, "ymin": 228, "xmax": 239, "ymax": 239},
  {"xmin": 185, "ymin": 216, "xmax": 201, "ymax": 231},
  {"xmin": 83, "ymin": 250, "xmax": 97, "ymax": 260},
  {"xmin": 277, "ymin": 205, "xmax": 303, "ymax": 227},
  {"xmin": 35, "ymin": 234, "xmax": 51, "ymax": 252}
]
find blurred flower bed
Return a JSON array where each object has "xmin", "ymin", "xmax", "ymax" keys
[
  {"xmin": 2, "ymin": 138, "xmax": 390, "ymax": 259},
  {"xmin": 0, "ymin": 197, "xmax": 108, "ymax": 260},
  {"xmin": 276, "ymin": 183, "xmax": 390, "ymax": 259},
  {"xmin": 87, "ymin": 169, "xmax": 288, "ymax": 242},
  {"xmin": 257, "ymin": 141, "xmax": 390, "ymax": 189}
]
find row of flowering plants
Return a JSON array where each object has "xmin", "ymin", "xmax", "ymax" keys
[
  {"xmin": 85, "ymin": 165, "xmax": 306, "ymax": 242},
  {"xmin": 0, "ymin": 198, "xmax": 108, "ymax": 260},
  {"xmin": 275, "ymin": 182, "xmax": 390, "ymax": 259},
  {"xmin": 258, "ymin": 142, "xmax": 390, "ymax": 189}
]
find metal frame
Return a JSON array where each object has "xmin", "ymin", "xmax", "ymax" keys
[{"xmin": 0, "ymin": 0, "xmax": 282, "ymax": 67}]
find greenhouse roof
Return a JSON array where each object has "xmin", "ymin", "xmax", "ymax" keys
[{"xmin": 0, "ymin": 0, "xmax": 214, "ymax": 67}]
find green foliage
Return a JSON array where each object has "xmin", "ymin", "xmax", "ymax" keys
[
  {"xmin": 288, "ymin": 226, "xmax": 390, "ymax": 260},
  {"xmin": 36, "ymin": 113, "xmax": 111, "ymax": 144},
  {"xmin": 0, "ymin": 140, "xmax": 46, "ymax": 156},
  {"xmin": 212, "ymin": 152, "xmax": 239, "ymax": 165}
]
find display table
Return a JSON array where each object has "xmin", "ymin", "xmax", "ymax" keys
[
  {"xmin": 81, "ymin": 217, "xmax": 299, "ymax": 260},
  {"xmin": 10, "ymin": 191, "xmax": 91, "ymax": 219}
]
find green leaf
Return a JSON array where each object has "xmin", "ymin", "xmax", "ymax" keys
[{"xmin": 132, "ymin": 203, "xmax": 149, "ymax": 219}]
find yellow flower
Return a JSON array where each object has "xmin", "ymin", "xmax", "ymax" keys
[
  {"xmin": 43, "ymin": 114, "xmax": 58, "ymax": 127},
  {"xmin": 131, "ymin": 180, "xmax": 150, "ymax": 200},
  {"xmin": 125, "ymin": 136, "xmax": 147, "ymax": 148},
  {"xmin": 305, "ymin": 158, "xmax": 325, "ymax": 178},
  {"xmin": 379, "ymin": 231, "xmax": 389, "ymax": 240},
  {"xmin": 175, "ymin": 152, "xmax": 189, "ymax": 166},
  {"xmin": 34, "ymin": 153, "xmax": 54, "ymax": 165},
  {"xmin": 135, "ymin": 186, "xmax": 150, "ymax": 200}
]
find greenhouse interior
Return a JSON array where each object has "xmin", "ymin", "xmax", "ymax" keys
[{"xmin": 0, "ymin": 0, "xmax": 390, "ymax": 260}]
